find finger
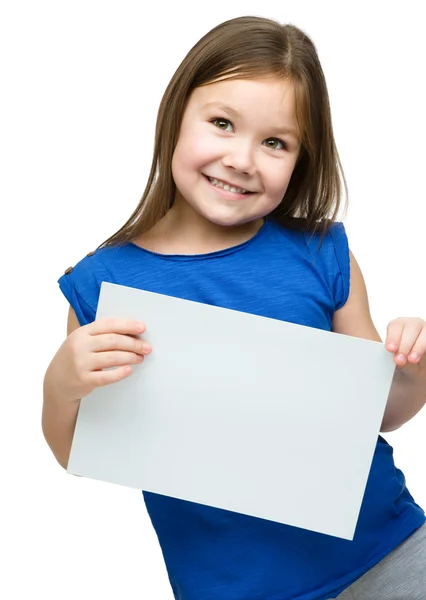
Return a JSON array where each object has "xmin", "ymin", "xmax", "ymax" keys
[
  {"xmin": 90, "ymin": 364, "xmax": 135, "ymax": 387},
  {"xmin": 390, "ymin": 321, "xmax": 423, "ymax": 365},
  {"xmin": 407, "ymin": 329, "xmax": 426, "ymax": 363},
  {"xmin": 396, "ymin": 321, "xmax": 423, "ymax": 358},
  {"xmin": 90, "ymin": 350, "xmax": 145, "ymax": 372},
  {"xmin": 385, "ymin": 319, "xmax": 404, "ymax": 352},
  {"xmin": 90, "ymin": 332, "xmax": 151, "ymax": 355},
  {"xmin": 88, "ymin": 317, "xmax": 146, "ymax": 336}
]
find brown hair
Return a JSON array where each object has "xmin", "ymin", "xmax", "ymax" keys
[{"xmin": 99, "ymin": 15, "xmax": 348, "ymax": 249}]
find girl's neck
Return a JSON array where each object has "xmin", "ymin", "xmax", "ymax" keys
[{"xmin": 134, "ymin": 203, "xmax": 264, "ymax": 255}]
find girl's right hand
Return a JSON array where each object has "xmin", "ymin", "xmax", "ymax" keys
[{"xmin": 50, "ymin": 318, "xmax": 151, "ymax": 403}]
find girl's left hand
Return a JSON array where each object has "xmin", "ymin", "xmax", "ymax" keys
[{"xmin": 386, "ymin": 317, "xmax": 426, "ymax": 381}]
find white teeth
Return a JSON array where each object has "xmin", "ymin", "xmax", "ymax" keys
[{"xmin": 208, "ymin": 176, "xmax": 249, "ymax": 194}]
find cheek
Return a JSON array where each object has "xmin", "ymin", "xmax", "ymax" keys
[
  {"xmin": 265, "ymin": 168, "xmax": 293, "ymax": 200},
  {"xmin": 274, "ymin": 155, "xmax": 299, "ymax": 191},
  {"xmin": 189, "ymin": 134, "xmax": 219, "ymax": 167},
  {"xmin": 172, "ymin": 134, "xmax": 213, "ymax": 179},
  {"xmin": 171, "ymin": 142, "xmax": 193, "ymax": 185}
]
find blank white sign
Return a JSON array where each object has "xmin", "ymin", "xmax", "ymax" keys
[{"xmin": 68, "ymin": 282, "xmax": 395, "ymax": 540}]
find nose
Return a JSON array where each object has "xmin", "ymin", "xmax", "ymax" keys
[{"xmin": 221, "ymin": 139, "xmax": 255, "ymax": 176}]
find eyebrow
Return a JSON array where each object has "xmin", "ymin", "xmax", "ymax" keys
[{"xmin": 203, "ymin": 102, "xmax": 299, "ymax": 139}]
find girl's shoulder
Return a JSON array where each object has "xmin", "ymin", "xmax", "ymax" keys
[
  {"xmin": 58, "ymin": 243, "xmax": 139, "ymax": 326},
  {"xmin": 60, "ymin": 242, "xmax": 141, "ymax": 279},
  {"xmin": 269, "ymin": 216, "xmax": 348, "ymax": 255},
  {"xmin": 271, "ymin": 216, "xmax": 350, "ymax": 311}
]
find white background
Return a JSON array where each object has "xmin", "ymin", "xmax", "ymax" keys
[{"xmin": 1, "ymin": 1, "xmax": 425, "ymax": 598}]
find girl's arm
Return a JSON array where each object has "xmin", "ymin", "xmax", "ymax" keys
[
  {"xmin": 42, "ymin": 308, "xmax": 149, "ymax": 469},
  {"xmin": 42, "ymin": 307, "xmax": 81, "ymax": 469},
  {"xmin": 332, "ymin": 251, "xmax": 426, "ymax": 432}
]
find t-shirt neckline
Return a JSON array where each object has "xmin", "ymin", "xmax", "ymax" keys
[{"xmin": 127, "ymin": 219, "xmax": 271, "ymax": 262}]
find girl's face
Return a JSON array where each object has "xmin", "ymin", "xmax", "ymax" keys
[{"xmin": 171, "ymin": 77, "xmax": 301, "ymax": 229}]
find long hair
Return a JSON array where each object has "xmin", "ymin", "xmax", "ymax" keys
[{"xmin": 99, "ymin": 16, "xmax": 348, "ymax": 249}]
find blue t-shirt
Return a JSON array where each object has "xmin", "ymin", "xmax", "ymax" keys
[{"xmin": 58, "ymin": 218, "xmax": 425, "ymax": 600}]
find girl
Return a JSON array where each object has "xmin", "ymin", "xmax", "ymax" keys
[{"xmin": 42, "ymin": 16, "xmax": 426, "ymax": 600}]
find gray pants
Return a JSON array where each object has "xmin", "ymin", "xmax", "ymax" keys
[{"xmin": 333, "ymin": 522, "xmax": 426, "ymax": 599}]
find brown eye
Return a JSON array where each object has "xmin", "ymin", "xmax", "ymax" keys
[
  {"xmin": 212, "ymin": 118, "xmax": 233, "ymax": 131},
  {"xmin": 264, "ymin": 138, "xmax": 286, "ymax": 150}
]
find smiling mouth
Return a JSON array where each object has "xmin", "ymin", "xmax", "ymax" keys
[{"xmin": 204, "ymin": 175, "xmax": 253, "ymax": 195}]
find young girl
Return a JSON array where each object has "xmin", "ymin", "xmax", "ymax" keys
[{"xmin": 42, "ymin": 16, "xmax": 426, "ymax": 600}]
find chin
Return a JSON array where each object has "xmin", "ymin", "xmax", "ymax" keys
[{"xmin": 200, "ymin": 211, "xmax": 250, "ymax": 228}]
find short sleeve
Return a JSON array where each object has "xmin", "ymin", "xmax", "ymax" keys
[
  {"xmin": 328, "ymin": 221, "xmax": 350, "ymax": 311},
  {"xmin": 58, "ymin": 254, "xmax": 101, "ymax": 326}
]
